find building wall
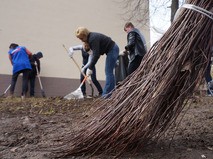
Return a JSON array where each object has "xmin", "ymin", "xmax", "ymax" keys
[
  {"xmin": 0, "ymin": 74, "xmax": 104, "ymax": 97},
  {"xmin": 0, "ymin": 0, "xmax": 150, "ymax": 97}
]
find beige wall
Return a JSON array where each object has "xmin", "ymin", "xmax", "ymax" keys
[
  {"xmin": 0, "ymin": 0, "xmax": 150, "ymax": 96},
  {"xmin": 0, "ymin": 0, "xmax": 149, "ymax": 96}
]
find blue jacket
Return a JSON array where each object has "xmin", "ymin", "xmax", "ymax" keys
[{"xmin": 8, "ymin": 46, "xmax": 32, "ymax": 74}]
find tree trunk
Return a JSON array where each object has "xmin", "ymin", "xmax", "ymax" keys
[{"xmin": 171, "ymin": 0, "xmax": 179, "ymax": 22}]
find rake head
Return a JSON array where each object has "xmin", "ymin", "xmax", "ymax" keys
[{"xmin": 64, "ymin": 88, "xmax": 84, "ymax": 100}]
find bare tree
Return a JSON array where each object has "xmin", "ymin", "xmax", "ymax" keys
[
  {"xmin": 119, "ymin": 0, "xmax": 150, "ymax": 26},
  {"xmin": 120, "ymin": 0, "xmax": 185, "ymax": 24}
]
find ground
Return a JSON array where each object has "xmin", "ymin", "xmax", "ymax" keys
[{"xmin": 0, "ymin": 96, "xmax": 212, "ymax": 159}]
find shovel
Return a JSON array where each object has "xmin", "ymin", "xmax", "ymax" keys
[
  {"xmin": 35, "ymin": 65, "xmax": 46, "ymax": 97},
  {"xmin": 62, "ymin": 44, "xmax": 94, "ymax": 97},
  {"xmin": 1, "ymin": 84, "xmax": 11, "ymax": 97},
  {"xmin": 64, "ymin": 75, "xmax": 88, "ymax": 100}
]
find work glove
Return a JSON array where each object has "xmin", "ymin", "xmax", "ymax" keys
[
  {"xmin": 81, "ymin": 67, "xmax": 86, "ymax": 74},
  {"xmin": 69, "ymin": 47, "xmax": 74, "ymax": 57},
  {"xmin": 87, "ymin": 49, "xmax": 93, "ymax": 55},
  {"xmin": 208, "ymin": 80, "xmax": 213, "ymax": 90},
  {"xmin": 86, "ymin": 68, "xmax": 93, "ymax": 76},
  {"xmin": 116, "ymin": 59, "xmax": 119, "ymax": 67},
  {"xmin": 119, "ymin": 50, "xmax": 127, "ymax": 56}
]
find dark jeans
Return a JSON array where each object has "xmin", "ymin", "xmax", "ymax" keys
[
  {"xmin": 10, "ymin": 69, "xmax": 31, "ymax": 96},
  {"xmin": 80, "ymin": 67, "xmax": 103, "ymax": 95},
  {"xmin": 28, "ymin": 71, "xmax": 36, "ymax": 96},
  {"xmin": 128, "ymin": 55, "xmax": 143, "ymax": 75},
  {"xmin": 205, "ymin": 61, "xmax": 212, "ymax": 83},
  {"xmin": 205, "ymin": 61, "xmax": 212, "ymax": 94}
]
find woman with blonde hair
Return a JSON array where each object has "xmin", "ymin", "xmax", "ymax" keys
[
  {"xmin": 69, "ymin": 42, "xmax": 103, "ymax": 97},
  {"xmin": 74, "ymin": 27, "xmax": 119, "ymax": 98}
]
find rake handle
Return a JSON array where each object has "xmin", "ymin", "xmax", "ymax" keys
[
  {"xmin": 62, "ymin": 45, "xmax": 90, "ymax": 80},
  {"xmin": 79, "ymin": 75, "xmax": 88, "ymax": 88},
  {"xmin": 63, "ymin": 44, "xmax": 94, "ymax": 96}
]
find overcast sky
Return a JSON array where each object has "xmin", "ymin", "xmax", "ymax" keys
[
  {"xmin": 149, "ymin": 0, "xmax": 185, "ymax": 45},
  {"xmin": 149, "ymin": 0, "xmax": 171, "ymax": 45}
]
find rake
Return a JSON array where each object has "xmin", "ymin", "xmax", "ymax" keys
[
  {"xmin": 62, "ymin": 44, "xmax": 94, "ymax": 97},
  {"xmin": 64, "ymin": 75, "xmax": 88, "ymax": 100}
]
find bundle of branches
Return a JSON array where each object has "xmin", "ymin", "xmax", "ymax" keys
[{"xmin": 54, "ymin": 0, "xmax": 213, "ymax": 157}]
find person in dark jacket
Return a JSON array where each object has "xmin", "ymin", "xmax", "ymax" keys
[
  {"xmin": 69, "ymin": 43, "xmax": 103, "ymax": 97},
  {"xmin": 8, "ymin": 43, "xmax": 32, "ymax": 99},
  {"xmin": 205, "ymin": 46, "xmax": 213, "ymax": 96},
  {"xmin": 75, "ymin": 27, "xmax": 119, "ymax": 97},
  {"xmin": 28, "ymin": 52, "xmax": 43, "ymax": 97},
  {"xmin": 121, "ymin": 22, "xmax": 147, "ymax": 75}
]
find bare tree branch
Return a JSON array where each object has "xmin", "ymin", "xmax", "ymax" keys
[{"xmin": 118, "ymin": 0, "xmax": 150, "ymax": 27}]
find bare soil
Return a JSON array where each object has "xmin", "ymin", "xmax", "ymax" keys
[{"xmin": 0, "ymin": 96, "xmax": 212, "ymax": 159}]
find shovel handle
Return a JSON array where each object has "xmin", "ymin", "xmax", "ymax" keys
[
  {"xmin": 4, "ymin": 84, "xmax": 11, "ymax": 94},
  {"xmin": 1, "ymin": 84, "xmax": 11, "ymax": 96},
  {"xmin": 35, "ymin": 65, "xmax": 46, "ymax": 97}
]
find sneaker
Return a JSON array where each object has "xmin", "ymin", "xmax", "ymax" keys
[
  {"xmin": 94, "ymin": 94, "xmax": 102, "ymax": 98},
  {"xmin": 21, "ymin": 95, "xmax": 25, "ymax": 100},
  {"xmin": 86, "ymin": 95, "xmax": 93, "ymax": 98},
  {"xmin": 206, "ymin": 93, "xmax": 213, "ymax": 97},
  {"xmin": 208, "ymin": 80, "xmax": 213, "ymax": 89}
]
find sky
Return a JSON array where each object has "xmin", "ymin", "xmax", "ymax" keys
[
  {"xmin": 149, "ymin": 0, "xmax": 185, "ymax": 45},
  {"xmin": 149, "ymin": 0, "xmax": 171, "ymax": 45}
]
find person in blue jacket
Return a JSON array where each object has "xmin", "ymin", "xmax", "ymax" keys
[
  {"xmin": 75, "ymin": 27, "xmax": 119, "ymax": 98},
  {"xmin": 8, "ymin": 43, "xmax": 32, "ymax": 99}
]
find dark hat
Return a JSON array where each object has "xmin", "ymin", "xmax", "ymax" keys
[
  {"xmin": 35, "ymin": 52, "xmax": 43, "ymax": 59},
  {"xmin": 9, "ymin": 43, "xmax": 19, "ymax": 49}
]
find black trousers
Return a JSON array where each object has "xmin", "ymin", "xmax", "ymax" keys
[
  {"xmin": 28, "ymin": 71, "xmax": 36, "ymax": 96},
  {"xmin": 128, "ymin": 55, "xmax": 143, "ymax": 75},
  {"xmin": 80, "ymin": 67, "xmax": 103, "ymax": 95},
  {"xmin": 10, "ymin": 69, "xmax": 31, "ymax": 96},
  {"xmin": 205, "ymin": 61, "xmax": 212, "ymax": 83},
  {"xmin": 205, "ymin": 60, "xmax": 212, "ymax": 94}
]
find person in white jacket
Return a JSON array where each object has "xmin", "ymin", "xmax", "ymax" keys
[{"xmin": 69, "ymin": 43, "xmax": 103, "ymax": 97}]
